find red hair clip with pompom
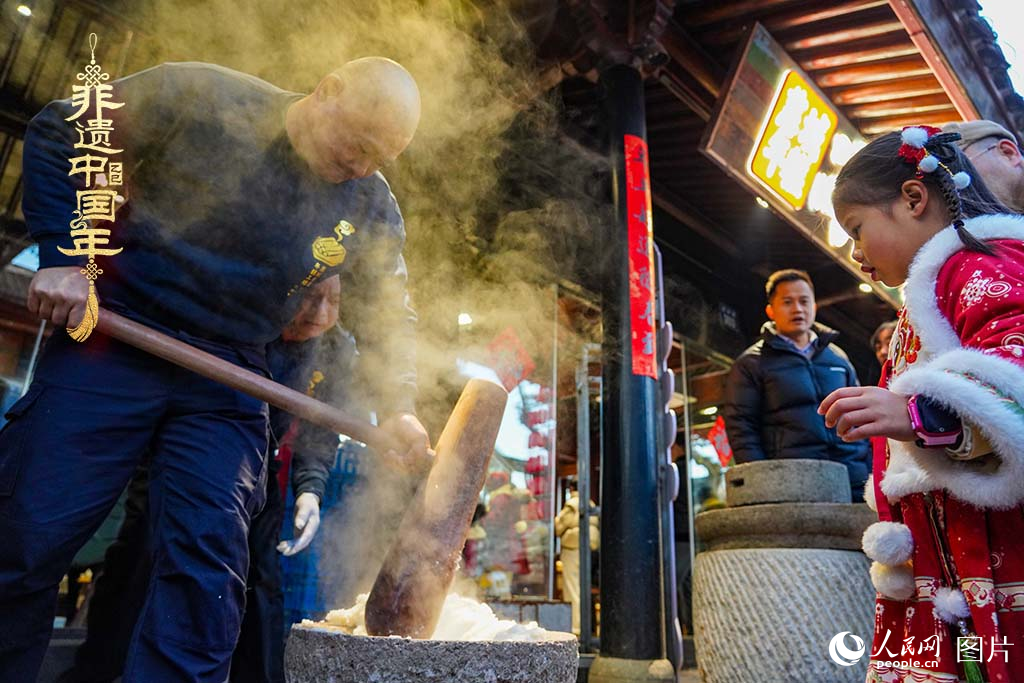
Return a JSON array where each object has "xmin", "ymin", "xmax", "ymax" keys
[
  {"xmin": 898, "ymin": 125, "xmax": 941, "ymax": 165},
  {"xmin": 899, "ymin": 125, "xmax": 972, "ymax": 189}
]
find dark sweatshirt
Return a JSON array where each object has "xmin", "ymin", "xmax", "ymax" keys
[{"xmin": 21, "ymin": 62, "xmax": 416, "ymax": 415}]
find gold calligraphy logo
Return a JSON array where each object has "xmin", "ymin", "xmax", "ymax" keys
[{"xmin": 60, "ymin": 33, "xmax": 125, "ymax": 342}]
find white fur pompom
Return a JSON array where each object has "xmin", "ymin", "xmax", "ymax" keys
[
  {"xmin": 863, "ymin": 522, "xmax": 914, "ymax": 565},
  {"xmin": 932, "ymin": 586, "xmax": 970, "ymax": 624},
  {"xmin": 863, "ymin": 474, "xmax": 877, "ymax": 512},
  {"xmin": 952, "ymin": 171, "xmax": 972, "ymax": 189},
  {"xmin": 918, "ymin": 155, "xmax": 939, "ymax": 173},
  {"xmin": 870, "ymin": 561, "xmax": 915, "ymax": 601},
  {"xmin": 901, "ymin": 127, "xmax": 930, "ymax": 148}
]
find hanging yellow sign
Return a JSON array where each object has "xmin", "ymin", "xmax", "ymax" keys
[{"xmin": 749, "ymin": 69, "xmax": 838, "ymax": 210}]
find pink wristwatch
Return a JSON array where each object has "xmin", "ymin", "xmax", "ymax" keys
[{"xmin": 907, "ymin": 394, "xmax": 962, "ymax": 448}]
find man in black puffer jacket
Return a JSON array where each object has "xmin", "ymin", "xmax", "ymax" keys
[{"xmin": 724, "ymin": 269, "xmax": 871, "ymax": 500}]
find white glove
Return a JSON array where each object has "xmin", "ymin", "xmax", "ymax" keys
[{"xmin": 276, "ymin": 492, "xmax": 321, "ymax": 556}]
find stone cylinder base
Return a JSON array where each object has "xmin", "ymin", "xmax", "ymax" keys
[
  {"xmin": 285, "ymin": 625, "xmax": 579, "ymax": 683},
  {"xmin": 694, "ymin": 548, "xmax": 873, "ymax": 683}
]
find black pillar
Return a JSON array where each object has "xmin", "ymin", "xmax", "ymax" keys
[{"xmin": 599, "ymin": 62, "xmax": 663, "ymax": 661}]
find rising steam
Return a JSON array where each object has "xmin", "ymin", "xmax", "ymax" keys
[{"xmin": 111, "ymin": 0, "xmax": 611, "ymax": 610}]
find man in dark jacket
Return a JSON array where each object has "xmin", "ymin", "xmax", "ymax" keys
[
  {"xmin": 0, "ymin": 58, "xmax": 428, "ymax": 682},
  {"xmin": 723, "ymin": 269, "xmax": 870, "ymax": 499},
  {"xmin": 58, "ymin": 276, "xmax": 353, "ymax": 683}
]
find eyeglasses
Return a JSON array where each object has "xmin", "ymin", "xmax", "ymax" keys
[{"xmin": 966, "ymin": 142, "xmax": 1001, "ymax": 162}]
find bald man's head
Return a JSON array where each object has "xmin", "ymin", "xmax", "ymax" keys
[{"xmin": 287, "ymin": 57, "xmax": 421, "ymax": 183}]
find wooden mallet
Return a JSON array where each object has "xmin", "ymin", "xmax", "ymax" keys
[{"xmin": 364, "ymin": 378, "xmax": 508, "ymax": 638}]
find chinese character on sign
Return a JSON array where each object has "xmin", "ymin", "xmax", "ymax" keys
[
  {"xmin": 57, "ymin": 33, "xmax": 125, "ymax": 343},
  {"xmin": 872, "ymin": 629, "xmax": 899, "ymax": 659},
  {"xmin": 107, "ymin": 162, "xmax": 123, "ymax": 185},
  {"xmin": 76, "ymin": 189, "xmax": 119, "ymax": 222},
  {"xmin": 66, "ymin": 223, "xmax": 120, "ymax": 257},
  {"xmin": 988, "ymin": 637, "xmax": 1013, "ymax": 663},
  {"xmin": 918, "ymin": 635, "xmax": 939, "ymax": 657},
  {"xmin": 67, "ymin": 82, "xmax": 123, "ymax": 124},
  {"xmin": 749, "ymin": 69, "xmax": 838, "ymax": 210},
  {"xmin": 72, "ymin": 122, "xmax": 122, "ymax": 155},
  {"xmin": 958, "ymin": 636, "xmax": 982, "ymax": 663}
]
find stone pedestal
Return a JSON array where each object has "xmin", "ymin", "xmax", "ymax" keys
[
  {"xmin": 284, "ymin": 625, "xmax": 579, "ymax": 683},
  {"xmin": 693, "ymin": 548, "xmax": 872, "ymax": 682},
  {"xmin": 693, "ymin": 460, "xmax": 875, "ymax": 683}
]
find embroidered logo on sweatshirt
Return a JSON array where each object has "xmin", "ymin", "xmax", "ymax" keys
[{"xmin": 287, "ymin": 220, "xmax": 357, "ymax": 296}]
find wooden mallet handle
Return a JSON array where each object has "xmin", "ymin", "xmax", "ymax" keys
[{"xmin": 95, "ymin": 308, "xmax": 401, "ymax": 455}]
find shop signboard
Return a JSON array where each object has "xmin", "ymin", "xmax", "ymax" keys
[
  {"xmin": 700, "ymin": 23, "xmax": 901, "ymax": 307},
  {"xmin": 748, "ymin": 69, "xmax": 838, "ymax": 211}
]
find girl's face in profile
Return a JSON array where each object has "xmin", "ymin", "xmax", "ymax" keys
[
  {"xmin": 834, "ymin": 180, "xmax": 946, "ymax": 288},
  {"xmin": 836, "ymin": 202, "xmax": 917, "ymax": 287}
]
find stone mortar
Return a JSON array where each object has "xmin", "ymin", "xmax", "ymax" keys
[
  {"xmin": 285, "ymin": 625, "xmax": 579, "ymax": 683},
  {"xmin": 725, "ymin": 459, "xmax": 851, "ymax": 507}
]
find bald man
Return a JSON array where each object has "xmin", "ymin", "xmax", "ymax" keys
[
  {"xmin": 944, "ymin": 119, "xmax": 1024, "ymax": 212},
  {"xmin": 0, "ymin": 58, "xmax": 427, "ymax": 682}
]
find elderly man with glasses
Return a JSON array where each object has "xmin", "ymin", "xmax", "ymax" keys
[{"xmin": 943, "ymin": 119, "xmax": 1024, "ymax": 213}]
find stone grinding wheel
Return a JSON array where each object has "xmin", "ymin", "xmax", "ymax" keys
[{"xmin": 364, "ymin": 378, "xmax": 508, "ymax": 638}]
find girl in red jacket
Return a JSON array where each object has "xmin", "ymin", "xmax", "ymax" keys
[{"xmin": 820, "ymin": 125, "xmax": 1024, "ymax": 683}]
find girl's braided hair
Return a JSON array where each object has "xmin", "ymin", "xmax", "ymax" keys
[{"xmin": 832, "ymin": 128, "xmax": 1011, "ymax": 255}]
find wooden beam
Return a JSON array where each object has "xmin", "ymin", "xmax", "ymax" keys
[
  {"xmin": 766, "ymin": 0, "xmax": 890, "ymax": 32},
  {"xmin": 858, "ymin": 108, "xmax": 959, "ymax": 134},
  {"xmin": 689, "ymin": 371, "xmax": 728, "ymax": 408},
  {"xmin": 685, "ymin": 0, "xmax": 801, "ymax": 29},
  {"xmin": 828, "ymin": 74, "xmax": 943, "ymax": 105},
  {"xmin": 815, "ymin": 55, "xmax": 930, "ymax": 87},
  {"xmin": 781, "ymin": 19, "xmax": 906, "ymax": 51},
  {"xmin": 700, "ymin": 0, "xmax": 892, "ymax": 47},
  {"xmin": 656, "ymin": 65, "xmax": 714, "ymax": 121},
  {"xmin": 887, "ymin": 0, "xmax": 980, "ymax": 120},
  {"xmin": 646, "ymin": 117, "xmax": 702, "ymax": 134},
  {"xmin": 660, "ymin": 20, "xmax": 725, "ymax": 98},
  {"xmin": 844, "ymin": 92, "xmax": 952, "ymax": 118},
  {"xmin": 796, "ymin": 36, "xmax": 918, "ymax": 71}
]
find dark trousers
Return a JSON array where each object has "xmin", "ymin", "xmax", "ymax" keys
[
  {"xmin": 0, "ymin": 331, "xmax": 268, "ymax": 683},
  {"xmin": 231, "ymin": 461, "xmax": 286, "ymax": 683},
  {"xmin": 62, "ymin": 461, "xmax": 286, "ymax": 683},
  {"xmin": 61, "ymin": 464, "xmax": 152, "ymax": 682}
]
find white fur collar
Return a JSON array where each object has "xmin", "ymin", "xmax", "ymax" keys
[
  {"xmin": 880, "ymin": 213, "xmax": 1024, "ymax": 507},
  {"xmin": 902, "ymin": 213, "xmax": 1024, "ymax": 355}
]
